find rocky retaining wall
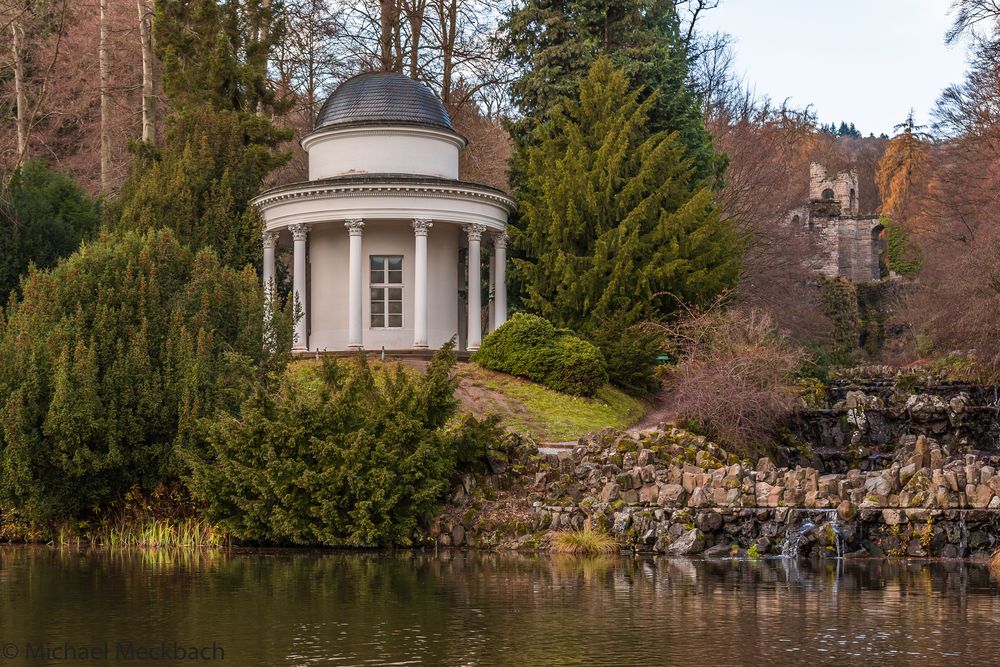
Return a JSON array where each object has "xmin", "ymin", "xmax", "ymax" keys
[
  {"xmin": 429, "ymin": 426, "xmax": 1000, "ymax": 559},
  {"xmin": 790, "ymin": 379, "xmax": 1000, "ymax": 465}
]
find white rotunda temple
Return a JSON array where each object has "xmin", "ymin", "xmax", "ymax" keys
[{"xmin": 253, "ymin": 72, "xmax": 514, "ymax": 353}]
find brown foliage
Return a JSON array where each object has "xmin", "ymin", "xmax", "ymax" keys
[
  {"xmin": 707, "ymin": 102, "xmax": 830, "ymax": 343},
  {"xmin": 450, "ymin": 98, "xmax": 511, "ymax": 192},
  {"xmin": 886, "ymin": 38, "xmax": 1000, "ymax": 374},
  {"xmin": 664, "ymin": 305, "xmax": 805, "ymax": 452},
  {"xmin": 875, "ymin": 112, "xmax": 931, "ymax": 219}
]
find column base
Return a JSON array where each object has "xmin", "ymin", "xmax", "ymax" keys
[{"xmin": 412, "ymin": 342, "xmax": 429, "ymax": 349}]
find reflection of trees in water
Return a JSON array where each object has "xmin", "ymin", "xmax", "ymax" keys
[{"xmin": 0, "ymin": 549, "xmax": 997, "ymax": 665}]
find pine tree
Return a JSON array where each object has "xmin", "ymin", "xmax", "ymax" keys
[
  {"xmin": 0, "ymin": 160, "xmax": 100, "ymax": 305},
  {"xmin": 502, "ymin": 0, "xmax": 719, "ymax": 185},
  {"xmin": 512, "ymin": 58, "xmax": 741, "ymax": 333},
  {"xmin": 114, "ymin": 0, "xmax": 292, "ymax": 271}
]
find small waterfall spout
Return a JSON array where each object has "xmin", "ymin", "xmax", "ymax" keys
[
  {"xmin": 779, "ymin": 509, "xmax": 844, "ymax": 559},
  {"xmin": 781, "ymin": 518, "xmax": 816, "ymax": 558},
  {"xmin": 959, "ymin": 512, "xmax": 968, "ymax": 557}
]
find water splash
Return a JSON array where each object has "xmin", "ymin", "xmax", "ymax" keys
[
  {"xmin": 780, "ymin": 517, "xmax": 816, "ymax": 558},
  {"xmin": 959, "ymin": 512, "xmax": 968, "ymax": 558},
  {"xmin": 780, "ymin": 509, "xmax": 843, "ymax": 559}
]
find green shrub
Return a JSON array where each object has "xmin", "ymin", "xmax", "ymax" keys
[
  {"xmin": 0, "ymin": 229, "xmax": 283, "ymax": 521},
  {"xmin": 0, "ymin": 160, "xmax": 100, "ymax": 305},
  {"xmin": 882, "ymin": 215, "xmax": 922, "ymax": 277},
  {"xmin": 587, "ymin": 314, "xmax": 662, "ymax": 396},
  {"xmin": 547, "ymin": 336, "xmax": 609, "ymax": 395},
  {"xmin": 820, "ymin": 277, "xmax": 862, "ymax": 366},
  {"xmin": 473, "ymin": 313, "xmax": 608, "ymax": 396},
  {"xmin": 186, "ymin": 346, "xmax": 501, "ymax": 547}
]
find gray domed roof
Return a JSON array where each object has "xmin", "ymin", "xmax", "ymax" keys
[{"xmin": 315, "ymin": 72, "xmax": 454, "ymax": 131}]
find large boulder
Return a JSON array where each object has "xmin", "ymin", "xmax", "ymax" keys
[
  {"xmin": 906, "ymin": 394, "xmax": 949, "ymax": 423},
  {"xmin": 665, "ymin": 528, "xmax": 705, "ymax": 556}
]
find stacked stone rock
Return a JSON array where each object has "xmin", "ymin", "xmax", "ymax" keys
[{"xmin": 430, "ymin": 426, "xmax": 1000, "ymax": 558}]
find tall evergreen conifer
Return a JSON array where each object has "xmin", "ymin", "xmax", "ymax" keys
[
  {"xmin": 512, "ymin": 59, "xmax": 740, "ymax": 332},
  {"xmin": 503, "ymin": 0, "xmax": 719, "ymax": 183},
  {"xmin": 115, "ymin": 0, "xmax": 292, "ymax": 271}
]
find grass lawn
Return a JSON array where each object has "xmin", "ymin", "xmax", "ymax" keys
[
  {"xmin": 288, "ymin": 357, "xmax": 648, "ymax": 443},
  {"xmin": 453, "ymin": 363, "xmax": 646, "ymax": 442}
]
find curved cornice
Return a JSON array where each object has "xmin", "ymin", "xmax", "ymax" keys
[
  {"xmin": 301, "ymin": 122, "xmax": 468, "ymax": 150},
  {"xmin": 252, "ymin": 176, "xmax": 515, "ymax": 213}
]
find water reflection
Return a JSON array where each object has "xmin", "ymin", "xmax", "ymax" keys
[{"xmin": 0, "ymin": 547, "xmax": 998, "ymax": 665}]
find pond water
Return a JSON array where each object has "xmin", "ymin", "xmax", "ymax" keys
[{"xmin": 1, "ymin": 548, "xmax": 999, "ymax": 665}]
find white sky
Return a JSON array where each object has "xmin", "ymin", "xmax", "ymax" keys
[{"xmin": 699, "ymin": 0, "xmax": 971, "ymax": 136}]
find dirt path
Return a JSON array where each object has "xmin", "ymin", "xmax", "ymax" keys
[{"xmin": 626, "ymin": 387, "xmax": 676, "ymax": 435}]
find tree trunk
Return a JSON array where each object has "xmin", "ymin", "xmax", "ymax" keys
[
  {"xmin": 438, "ymin": 0, "xmax": 456, "ymax": 105},
  {"xmin": 379, "ymin": 0, "xmax": 394, "ymax": 71},
  {"xmin": 11, "ymin": 17, "xmax": 28, "ymax": 163},
  {"xmin": 405, "ymin": 0, "xmax": 425, "ymax": 79},
  {"xmin": 99, "ymin": 0, "xmax": 111, "ymax": 191},
  {"xmin": 137, "ymin": 0, "xmax": 156, "ymax": 144},
  {"xmin": 256, "ymin": 0, "xmax": 270, "ymax": 114}
]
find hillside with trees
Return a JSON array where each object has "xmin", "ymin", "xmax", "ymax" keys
[{"xmin": 0, "ymin": 0, "xmax": 999, "ymax": 546}]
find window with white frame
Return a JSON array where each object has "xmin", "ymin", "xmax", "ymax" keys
[{"xmin": 370, "ymin": 255, "xmax": 403, "ymax": 328}]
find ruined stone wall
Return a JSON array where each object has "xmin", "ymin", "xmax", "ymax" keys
[
  {"xmin": 793, "ymin": 164, "xmax": 881, "ymax": 282},
  {"xmin": 786, "ymin": 206, "xmax": 840, "ymax": 278},
  {"xmin": 810, "ymin": 163, "xmax": 859, "ymax": 215},
  {"xmin": 837, "ymin": 216, "xmax": 883, "ymax": 282}
]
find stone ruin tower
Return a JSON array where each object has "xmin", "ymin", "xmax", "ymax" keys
[{"xmin": 786, "ymin": 163, "xmax": 884, "ymax": 282}]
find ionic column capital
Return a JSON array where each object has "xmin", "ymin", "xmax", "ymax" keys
[
  {"xmin": 345, "ymin": 219, "xmax": 365, "ymax": 236},
  {"xmin": 262, "ymin": 230, "xmax": 279, "ymax": 248},
  {"xmin": 289, "ymin": 223, "xmax": 311, "ymax": 241},
  {"xmin": 412, "ymin": 219, "xmax": 433, "ymax": 236},
  {"xmin": 465, "ymin": 223, "xmax": 487, "ymax": 243}
]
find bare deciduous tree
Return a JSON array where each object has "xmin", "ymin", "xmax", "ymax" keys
[
  {"xmin": 947, "ymin": 0, "xmax": 1000, "ymax": 43},
  {"xmin": 137, "ymin": 0, "xmax": 155, "ymax": 144},
  {"xmin": 664, "ymin": 304, "xmax": 805, "ymax": 453},
  {"xmin": 99, "ymin": 0, "xmax": 110, "ymax": 190}
]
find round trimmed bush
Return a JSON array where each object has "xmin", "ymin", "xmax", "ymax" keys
[{"xmin": 472, "ymin": 313, "xmax": 607, "ymax": 396}]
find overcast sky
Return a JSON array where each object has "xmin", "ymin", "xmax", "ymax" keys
[{"xmin": 699, "ymin": 0, "xmax": 971, "ymax": 136}]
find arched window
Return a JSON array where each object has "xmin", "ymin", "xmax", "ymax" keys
[
  {"xmin": 822, "ymin": 188, "xmax": 835, "ymax": 200},
  {"xmin": 849, "ymin": 188, "xmax": 856, "ymax": 211},
  {"xmin": 791, "ymin": 214, "xmax": 801, "ymax": 227}
]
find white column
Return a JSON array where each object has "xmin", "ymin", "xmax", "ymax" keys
[
  {"xmin": 345, "ymin": 219, "xmax": 365, "ymax": 349},
  {"xmin": 466, "ymin": 224, "xmax": 486, "ymax": 351},
  {"xmin": 262, "ymin": 230, "xmax": 279, "ymax": 344},
  {"xmin": 412, "ymin": 219, "xmax": 432, "ymax": 348},
  {"xmin": 488, "ymin": 247, "xmax": 496, "ymax": 333},
  {"xmin": 494, "ymin": 231, "xmax": 508, "ymax": 327},
  {"xmin": 289, "ymin": 224, "xmax": 310, "ymax": 351}
]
